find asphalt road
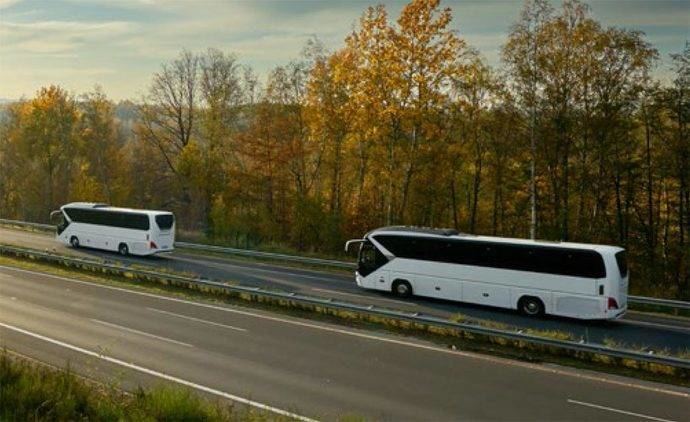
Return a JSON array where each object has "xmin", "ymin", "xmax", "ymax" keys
[
  {"xmin": 1, "ymin": 264, "xmax": 689, "ymax": 421},
  {"xmin": 1, "ymin": 226, "xmax": 689, "ymax": 353}
]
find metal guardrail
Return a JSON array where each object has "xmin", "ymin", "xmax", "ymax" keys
[
  {"xmin": 0, "ymin": 243, "xmax": 689, "ymax": 371},
  {"xmin": 629, "ymin": 295, "xmax": 690, "ymax": 310},
  {"xmin": 176, "ymin": 242, "xmax": 357, "ymax": 269},
  {"xmin": 1, "ymin": 218, "xmax": 688, "ymax": 312},
  {"xmin": 0, "ymin": 218, "xmax": 54, "ymax": 231}
]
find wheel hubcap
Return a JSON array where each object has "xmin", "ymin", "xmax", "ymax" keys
[
  {"xmin": 525, "ymin": 302, "xmax": 538, "ymax": 314},
  {"xmin": 397, "ymin": 284, "xmax": 409, "ymax": 295}
]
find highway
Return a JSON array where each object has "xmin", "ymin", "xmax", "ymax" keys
[
  {"xmin": 1, "ymin": 263, "xmax": 689, "ymax": 421},
  {"xmin": 1, "ymin": 226, "xmax": 689, "ymax": 354}
]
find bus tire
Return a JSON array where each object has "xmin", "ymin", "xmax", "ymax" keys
[
  {"xmin": 392, "ymin": 280, "xmax": 413, "ymax": 298},
  {"xmin": 118, "ymin": 243, "xmax": 129, "ymax": 256},
  {"xmin": 519, "ymin": 296, "xmax": 544, "ymax": 317},
  {"xmin": 70, "ymin": 236, "xmax": 80, "ymax": 248}
]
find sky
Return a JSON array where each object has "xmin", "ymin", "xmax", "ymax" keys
[{"xmin": 0, "ymin": 0, "xmax": 688, "ymax": 102}]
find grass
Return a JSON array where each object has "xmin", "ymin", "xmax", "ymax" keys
[
  {"xmin": 1, "ymin": 247, "xmax": 689, "ymax": 387},
  {"xmin": 0, "ymin": 351, "xmax": 285, "ymax": 421}
]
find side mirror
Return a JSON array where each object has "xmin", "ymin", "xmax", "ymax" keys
[
  {"xmin": 49, "ymin": 210, "xmax": 62, "ymax": 224},
  {"xmin": 345, "ymin": 239, "xmax": 364, "ymax": 253}
]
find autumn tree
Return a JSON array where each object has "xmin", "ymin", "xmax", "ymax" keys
[
  {"xmin": 74, "ymin": 87, "xmax": 129, "ymax": 203},
  {"xmin": 14, "ymin": 86, "xmax": 78, "ymax": 220},
  {"xmin": 503, "ymin": 0, "xmax": 553, "ymax": 239}
]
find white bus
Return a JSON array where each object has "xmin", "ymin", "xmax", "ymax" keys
[
  {"xmin": 52, "ymin": 203, "xmax": 175, "ymax": 256},
  {"xmin": 346, "ymin": 226, "xmax": 628, "ymax": 320}
]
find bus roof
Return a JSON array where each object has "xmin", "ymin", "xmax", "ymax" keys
[
  {"xmin": 61, "ymin": 202, "xmax": 172, "ymax": 216},
  {"xmin": 366, "ymin": 226, "xmax": 622, "ymax": 254}
]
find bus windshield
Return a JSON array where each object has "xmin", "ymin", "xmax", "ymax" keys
[
  {"xmin": 358, "ymin": 241, "xmax": 387, "ymax": 276},
  {"xmin": 56, "ymin": 212, "xmax": 70, "ymax": 235}
]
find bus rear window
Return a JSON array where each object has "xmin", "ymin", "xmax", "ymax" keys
[
  {"xmin": 155, "ymin": 214, "xmax": 174, "ymax": 230},
  {"xmin": 615, "ymin": 251, "xmax": 628, "ymax": 278}
]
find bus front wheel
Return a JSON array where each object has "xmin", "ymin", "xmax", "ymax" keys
[
  {"xmin": 70, "ymin": 236, "xmax": 80, "ymax": 248},
  {"xmin": 118, "ymin": 243, "xmax": 129, "ymax": 256},
  {"xmin": 392, "ymin": 280, "xmax": 413, "ymax": 298},
  {"xmin": 519, "ymin": 296, "xmax": 544, "ymax": 317}
]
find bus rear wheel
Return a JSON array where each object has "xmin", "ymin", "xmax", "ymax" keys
[
  {"xmin": 519, "ymin": 296, "xmax": 544, "ymax": 317},
  {"xmin": 392, "ymin": 280, "xmax": 413, "ymax": 298},
  {"xmin": 70, "ymin": 236, "xmax": 79, "ymax": 248},
  {"xmin": 118, "ymin": 243, "xmax": 129, "ymax": 256}
]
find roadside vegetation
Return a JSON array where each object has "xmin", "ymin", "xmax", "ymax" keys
[
  {"xmin": 0, "ymin": 0, "xmax": 688, "ymax": 300},
  {"xmin": 0, "ymin": 351, "xmax": 287, "ymax": 422}
]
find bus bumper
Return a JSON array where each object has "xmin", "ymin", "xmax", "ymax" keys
[{"xmin": 608, "ymin": 304, "xmax": 627, "ymax": 320}]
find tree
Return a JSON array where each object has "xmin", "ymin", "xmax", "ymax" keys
[
  {"xmin": 76, "ymin": 87, "xmax": 127, "ymax": 203},
  {"xmin": 503, "ymin": 0, "xmax": 554, "ymax": 239},
  {"xmin": 138, "ymin": 50, "xmax": 199, "ymax": 176},
  {"xmin": 16, "ymin": 86, "xmax": 78, "ymax": 220}
]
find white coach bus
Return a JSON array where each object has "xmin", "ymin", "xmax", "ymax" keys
[
  {"xmin": 345, "ymin": 226, "xmax": 628, "ymax": 320},
  {"xmin": 52, "ymin": 203, "xmax": 175, "ymax": 256}
]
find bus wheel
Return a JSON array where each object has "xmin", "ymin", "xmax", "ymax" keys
[
  {"xmin": 70, "ymin": 236, "xmax": 80, "ymax": 248},
  {"xmin": 392, "ymin": 280, "xmax": 413, "ymax": 298},
  {"xmin": 519, "ymin": 296, "xmax": 544, "ymax": 317},
  {"xmin": 118, "ymin": 243, "xmax": 129, "ymax": 256}
]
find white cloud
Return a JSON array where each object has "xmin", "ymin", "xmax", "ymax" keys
[
  {"xmin": 0, "ymin": 0, "xmax": 21, "ymax": 10},
  {"xmin": 0, "ymin": 20, "xmax": 136, "ymax": 55},
  {"xmin": 0, "ymin": 1, "xmax": 685, "ymax": 101}
]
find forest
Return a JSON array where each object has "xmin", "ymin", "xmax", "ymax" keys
[{"xmin": 0, "ymin": 0, "xmax": 687, "ymax": 299}]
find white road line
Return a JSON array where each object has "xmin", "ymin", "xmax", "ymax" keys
[
  {"xmin": 618, "ymin": 318, "xmax": 690, "ymax": 333},
  {"xmin": 91, "ymin": 319, "xmax": 194, "ymax": 348},
  {"xmin": 0, "ymin": 322, "xmax": 316, "ymax": 422},
  {"xmin": 311, "ymin": 287, "xmax": 417, "ymax": 307},
  {"xmin": 1, "ymin": 264, "xmax": 689, "ymax": 399},
  {"xmin": 567, "ymin": 399, "xmax": 678, "ymax": 422},
  {"xmin": 147, "ymin": 308, "xmax": 247, "ymax": 332}
]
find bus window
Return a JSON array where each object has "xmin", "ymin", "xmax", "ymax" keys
[
  {"xmin": 615, "ymin": 251, "xmax": 628, "ymax": 278},
  {"xmin": 155, "ymin": 214, "xmax": 174, "ymax": 230}
]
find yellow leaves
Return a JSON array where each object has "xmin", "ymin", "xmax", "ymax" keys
[
  {"xmin": 177, "ymin": 140, "xmax": 204, "ymax": 181},
  {"xmin": 70, "ymin": 162, "xmax": 105, "ymax": 203}
]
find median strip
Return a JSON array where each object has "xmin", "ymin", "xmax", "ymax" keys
[{"xmin": 1, "ymin": 244, "xmax": 689, "ymax": 386}]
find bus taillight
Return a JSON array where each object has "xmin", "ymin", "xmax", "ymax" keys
[
  {"xmin": 607, "ymin": 297, "xmax": 619, "ymax": 310},
  {"xmin": 150, "ymin": 241, "xmax": 158, "ymax": 249}
]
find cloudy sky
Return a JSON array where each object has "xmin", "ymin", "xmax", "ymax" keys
[{"xmin": 0, "ymin": 0, "xmax": 688, "ymax": 101}]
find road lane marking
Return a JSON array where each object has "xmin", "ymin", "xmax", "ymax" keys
[
  {"xmin": 2, "ymin": 264, "xmax": 689, "ymax": 399},
  {"xmin": 147, "ymin": 308, "xmax": 247, "ymax": 332},
  {"xmin": 567, "ymin": 399, "xmax": 678, "ymax": 422},
  {"xmin": 0, "ymin": 322, "xmax": 316, "ymax": 422},
  {"xmin": 91, "ymin": 319, "xmax": 194, "ymax": 348},
  {"xmin": 618, "ymin": 318, "xmax": 690, "ymax": 333},
  {"xmin": 311, "ymin": 287, "xmax": 417, "ymax": 307}
]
